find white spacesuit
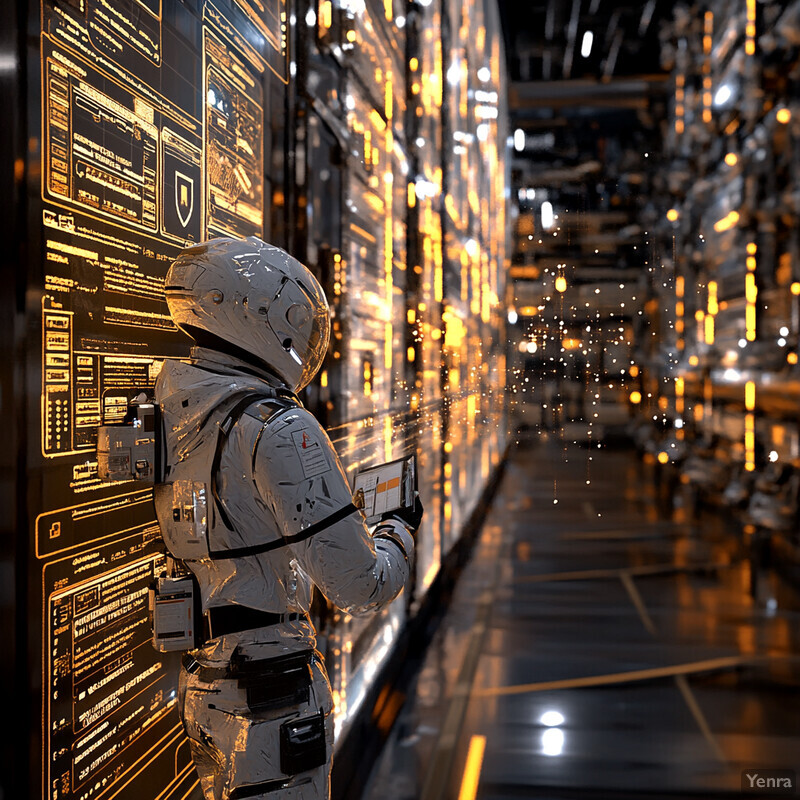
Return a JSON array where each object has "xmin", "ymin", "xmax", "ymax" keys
[{"xmin": 153, "ymin": 237, "xmax": 419, "ymax": 800}]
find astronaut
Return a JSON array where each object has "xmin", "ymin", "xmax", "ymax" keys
[{"xmin": 153, "ymin": 237, "xmax": 421, "ymax": 800}]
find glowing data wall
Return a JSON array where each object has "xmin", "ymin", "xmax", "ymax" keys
[
  {"xmin": 36, "ymin": 1, "xmax": 286, "ymax": 797},
  {"xmin": 13, "ymin": 1, "xmax": 509, "ymax": 799}
]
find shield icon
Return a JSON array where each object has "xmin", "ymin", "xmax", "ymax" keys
[{"xmin": 175, "ymin": 171, "xmax": 194, "ymax": 228}]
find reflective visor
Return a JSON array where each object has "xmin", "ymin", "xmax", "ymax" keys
[{"xmin": 297, "ymin": 305, "xmax": 330, "ymax": 390}]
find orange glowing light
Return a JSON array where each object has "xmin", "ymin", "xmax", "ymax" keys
[
  {"xmin": 714, "ymin": 211, "xmax": 740, "ymax": 233},
  {"xmin": 745, "ymin": 381, "xmax": 756, "ymax": 411},
  {"xmin": 707, "ymin": 281, "xmax": 719, "ymax": 315},
  {"xmin": 788, "ymin": 352, "xmax": 798, "ymax": 365},
  {"xmin": 777, "ymin": 108, "xmax": 791, "ymax": 124},
  {"xmin": 746, "ymin": 272, "xmax": 757, "ymax": 304},
  {"xmin": 630, "ymin": 391, "xmax": 642, "ymax": 404},
  {"xmin": 704, "ymin": 314, "xmax": 715, "ymax": 345},
  {"xmin": 658, "ymin": 452, "xmax": 669, "ymax": 465},
  {"xmin": 666, "ymin": 208, "xmax": 679, "ymax": 222},
  {"xmin": 457, "ymin": 736, "xmax": 487, "ymax": 800},
  {"xmin": 319, "ymin": 0, "xmax": 332, "ymax": 30},
  {"xmin": 555, "ymin": 276, "xmax": 567, "ymax": 293},
  {"xmin": 724, "ymin": 153, "xmax": 738, "ymax": 166}
]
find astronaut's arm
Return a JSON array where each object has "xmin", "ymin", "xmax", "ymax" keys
[{"xmin": 253, "ymin": 407, "xmax": 414, "ymax": 616}]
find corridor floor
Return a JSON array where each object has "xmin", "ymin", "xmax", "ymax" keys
[{"xmin": 360, "ymin": 432, "xmax": 800, "ymax": 799}]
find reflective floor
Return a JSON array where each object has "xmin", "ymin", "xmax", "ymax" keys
[{"xmin": 360, "ymin": 432, "xmax": 800, "ymax": 799}]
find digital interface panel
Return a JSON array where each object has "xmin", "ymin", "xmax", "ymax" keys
[{"xmin": 37, "ymin": 0, "xmax": 283, "ymax": 796}]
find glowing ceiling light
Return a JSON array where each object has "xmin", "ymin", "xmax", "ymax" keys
[
  {"xmin": 666, "ymin": 208, "xmax": 679, "ymax": 222},
  {"xmin": 713, "ymin": 84, "xmax": 732, "ymax": 106},
  {"xmin": 514, "ymin": 128, "xmax": 526, "ymax": 152},
  {"xmin": 477, "ymin": 66, "xmax": 491, "ymax": 82},
  {"xmin": 541, "ymin": 201, "xmax": 554, "ymax": 229},
  {"xmin": 446, "ymin": 61, "xmax": 461, "ymax": 86},
  {"xmin": 777, "ymin": 107, "xmax": 791, "ymax": 124},
  {"xmin": 581, "ymin": 31, "xmax": 594, "ymax": 58}
]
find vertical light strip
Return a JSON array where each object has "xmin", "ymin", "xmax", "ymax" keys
[
  {"xmin": 746, "ymin": 0, "xmax": 756, "ymax": 55},
  {"xmin": 675, "ymin": 74, "xmax": 685, "ymax": 135},
  {"xmin": 707, "ymin": 281, "xmax": 718, "ymax": 315},
  {"xmin": 457, "ymin": 735, "xmax": 487, "ymax": 800},
  {"xmin": 702, "ymin": 12, "xmax": 713, "ymax": 123},
  {"xmin": 384, "ymin": 71, "xmax": 393, "ymax": 371},
  {"xmin": 745, "ymin": 380, "xmax": 756, "ymax": 411},
  {"xmin": 704, "ymin": 315, "xmax": 715, "ymax": 345},
  {"xmin": 705, "ymin": 281, "xmax": 717, "ymax": 345},
  {"xmin": 675, "ymin": 275, "xmax": 684, "ymax": 349},
  {"xmin": 745, "ymin": 380, "xmax": 756, "ymax": 473},
  {"xmin": 745, "ymin": 413, "xmax": 755, "ymax": 471},
  {"xmin": 746, "ymin": 242, "xmax": 757, "ymax": 341}
]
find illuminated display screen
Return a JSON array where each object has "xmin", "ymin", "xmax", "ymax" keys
[{"xmin": 36, "ymin": 0, "xmax": 285, "ymax": 796}]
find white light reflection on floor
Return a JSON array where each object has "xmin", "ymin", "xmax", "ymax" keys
[{"xmin": 541, "ymin": 727, "xmax": 565, "ymax": 756}]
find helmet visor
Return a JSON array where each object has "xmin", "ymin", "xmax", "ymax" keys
[{"xmin": 297, "ymin": 303, "xmax": 330, "ymax": 390}]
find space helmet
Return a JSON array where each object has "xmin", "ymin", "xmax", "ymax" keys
[{"xmin": 164, "ymin": 237, "xmax": 330, "ymax": 392}]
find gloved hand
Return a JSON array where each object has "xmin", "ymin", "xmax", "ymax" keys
[{"xmin": 380, "ymin": 492, "xmax": 424, "ymax": 533}]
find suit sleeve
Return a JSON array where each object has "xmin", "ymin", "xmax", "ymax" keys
[{"xmin": 252, "ymin": 406, "xmax": 414, "ymax": 615}]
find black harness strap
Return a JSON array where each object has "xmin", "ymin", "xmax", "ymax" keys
[
  {"xmin": 209, "ymin": 392, "xmax": 274, "ymax": 533},
  {"xmin": 208, "ymin": 503, "xmax": 359, "ymax": 560}
]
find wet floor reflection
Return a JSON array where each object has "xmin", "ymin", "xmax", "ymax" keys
[{"xmin": 360, "ymin": 436, "xmax": 800, "ymax": 799}]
